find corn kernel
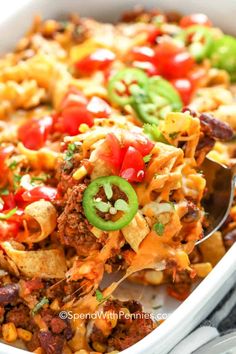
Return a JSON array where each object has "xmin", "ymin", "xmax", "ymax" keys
[
  {"xmin": 63, "ymin": 344, "xmax": 73, "ymax": 354},
  {"xmin": 79, "ymin": 124, "xmax": 89, "ymax": 133},
  {"xmin": 50, "ymin": 298, "xmax": 60, "ymax": 311},
  {"xmin": 33, "ymin": 348, "xmax": 44, "ymax": 354},
  {"xmin": 145, "ymin": 270, "xmax": 164, "ymax": 285},
  {"xmin": 192, "ymin": 263, "xmax": 212, "ymax": 278},
  {"xmin": 92, "ymin": 341, "xmax": 106, "ymax": 353},
  {"xmin": 17, "ymin": 328, "xmax": 32, "ymax": 342},
  {"xmin": 2, "ymin": 322, "xmax": 18, "ymax": 343},
  {"xmin": 73, "ymin": 166, "xmax": 88, "ymax": 181}
]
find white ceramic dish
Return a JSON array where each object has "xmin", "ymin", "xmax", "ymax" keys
[{"xmin": 0, "ymin": 1, "xmax": 236, "ymax": 353}]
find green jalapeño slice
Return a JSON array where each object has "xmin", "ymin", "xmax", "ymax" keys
[
  {"xmin": 108, "ymin": 68, "xmax": 148, "ymax": 106},
  {"xmin": 82, "ymin": 176, "xmax": 138, "ymax": 231}
]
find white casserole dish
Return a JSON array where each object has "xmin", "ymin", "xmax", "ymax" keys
[{"xmin": 0, "ymin": 1, "xmax": 236, "ymax": 353}]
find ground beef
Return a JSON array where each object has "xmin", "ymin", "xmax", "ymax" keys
[
  {"xmin": 40, "ymin": 309, "xmax": 73, "ymax": 339},
  {"xmin": 121, "ymin": 6, "xmax": 161, "ymax": 23},
  {"xmin": 26, "ymin": 310, "xmax": 73, "ymax": 352},
  {"xmin": 26, "ymin": 331, "xmax": 40, "ymax": 352},
  {"xmin": 0, "ymin": 284, "xmax": 19, "ymax": 305},
  {"xmin": 108, "ymin": 311, "xmax": 154, "ymax": 351},
  {"xmin": 90, "ymin": 300, "xmax": 155, "ymax": 352},
  {"xmin": 5, "ymin": 304, "xmax": 32, "ymax": 330},
  {"xmin": 57, "ymin": 184, "xmax": 101, "ymax": 256}
]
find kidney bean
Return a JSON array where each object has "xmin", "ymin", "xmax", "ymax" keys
[
  {"xmin": 0, "ymin": 283, "xmax": 19, "ymax": 305},
  {"xmin": 224, "ymin": 228, "xmax": 236, "ymax": 248},
  {"xmin": 199, "ymin": 113, "xmax": 233, "ymax": 141},
  {"xmin": 181, "ymin": 202, "xmax": 201, "ymax": 223},
  {"xmin": 38, "ymin": 331, "xmax": 64, "ymax": 354}
]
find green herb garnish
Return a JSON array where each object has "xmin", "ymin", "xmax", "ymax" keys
[
  {"xmin": 143, "ymin": 123, "xmax": 169, "ymax": 144},
  {"xmin": 8, "ymin": 161, "xmax": 18, "ymax": 170},
  {"xmin": 0, "ymin": 187, "xmax": 9, "ymax": 196},
  {"xmin": 65, "ymin": 143, "xmax": 77, "ymax": 161},
  {"xmin": 31, "ymin": 173, "xmax": 50, "ymax": 183},
  {"xmin": 143, "ymin": 154, "xmax": 152, "ymax": 163},
  {"xmin": 0, "ymin": 207, "xmax": 18, "ymax": 220},
  {"xmin": 154, "ymin": 222, "xmax": 165, "ymax": 236},
  {"xmin": 13, "ymin": 174, "xmax": 22, "ymax": 190},
  {"xmin": 31, "ymin": 297, "xmax": 49, "ymax": 316},
  {"xmin": 95, "ymin": 290, "xmax": 110, "ymax": 304},
  {"xmin": 169, "ymin": 131, "xmax": 179, "ymax": 139}
]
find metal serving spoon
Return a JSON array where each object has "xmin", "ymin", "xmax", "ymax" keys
[{"xmin": 196, "ymin": 158, "xmax": 236, "ymax": 245}]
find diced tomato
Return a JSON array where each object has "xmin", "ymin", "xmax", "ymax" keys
[
  {"xmin": 98, "ymin": 133, "xmax": 125, "ymax": 173},
  {"xmin": 129, "ymin": 46, "xmax": 160, "ymax": 76},
  {"xmin": 22, "ymin": 186, "xmax": 58, "ymax": 202},
  {"xmin": 146, "ymin": 26, "xmax": 163, "ymax": 44},
  {"xmin": 180, "ymin": 14, "xmax": 212, "ymax": 28},
  {"xmin": 56, "ymin": 88, "xmax": 96, "ymax": 135},
  {"xmin": 130, "ymin": 46, "xmax": 156, "ymax": 62},
  {"xmin": 0, "ymin": 145, "xmax": 14, "ymax": 183},
  {"xmin": 2, "ymin": 193, "xmax": 16, "ymax": 211},
  {"xmin": 60, "ymin": 86, "xmax": 88, "ymax": 110},
  {"xmin": 120, "ymin": 146, "xmax": 145, "ymax": 183},
  {"xmin": 23, "ymin": 278, "xmax": 44, "ymax": 295},
  {"xmin": 123, "ymin": 133, "xmax": 154, "ymax": 157},
  {"xmin": 87, "ymin": 97, "xmax": 111, "ymax": 118},
  {"xmin": 171, "ymin": 78, "xmax": 194, "ymax": 105},
  {"xmin": 18, "ymin": 116, "xmax": 53, "ymax": 150},
  {"xmin": 0, "ymin": 221, "xmax": 19, "ymax": 241},
  {"xmin": 188, "ymin": 66, "xmax": 207, "ymax": 89},
  {"xmin": 153, "ymin": 41, "xmax": 195, "ymax": 79},
  {"xmin": 60, "ymin": 106, "xmax": 94, "ymax": 135},
  {"xmin": 75, "ymin": 49, "xmax": 116, "ymax": 75}
]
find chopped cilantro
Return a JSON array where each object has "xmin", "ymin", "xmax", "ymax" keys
[
  {"xmin": 31, "ymin": 173, "xmax": 50, "ymax": 183},
  {"xmin": 64, "ymin": 143, "xmax": 77, "ymax": 165},
  {"xmin": 167, "ymin": 201, "xmax": 175, "ymax": 210},
  {"xmin": 31, "ymin": 297, "xmax": 49, "ymax": 316},
  {"xmin": 154, "ymin": 222, "xmax": 165, "ymax": 236},
  {"xmin": 0, "ymin": 207, "xmax": 18, "ymax": 220},
  {"xmin": 13, "ymin": 174, "xmax": 22, "ymax": 190},
  {"xmin": 95, "ymin": 289, "xmax": 110, "ymax": 304},
  {"xmin": 143, "ymin": 123, "xmax": 169, "ymax": 144},
  {"xmin": 0, "ymin": 187, "xmax": 9, "ymax": 196},
  {"xmin": 143, "ymin": 154, "xmax": 152, "ymax": 163},
  {"xmin": 8, "ymin": 161, "xmax": 18, "ymax": 170},
  {"xmin": 169, "ymin": 131, "xmax": 179, "ymax": 139}
]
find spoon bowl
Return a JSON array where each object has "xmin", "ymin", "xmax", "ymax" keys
[{"xmin": 196, "ymin": 158, "xmax": 236, "ymax": 245}]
